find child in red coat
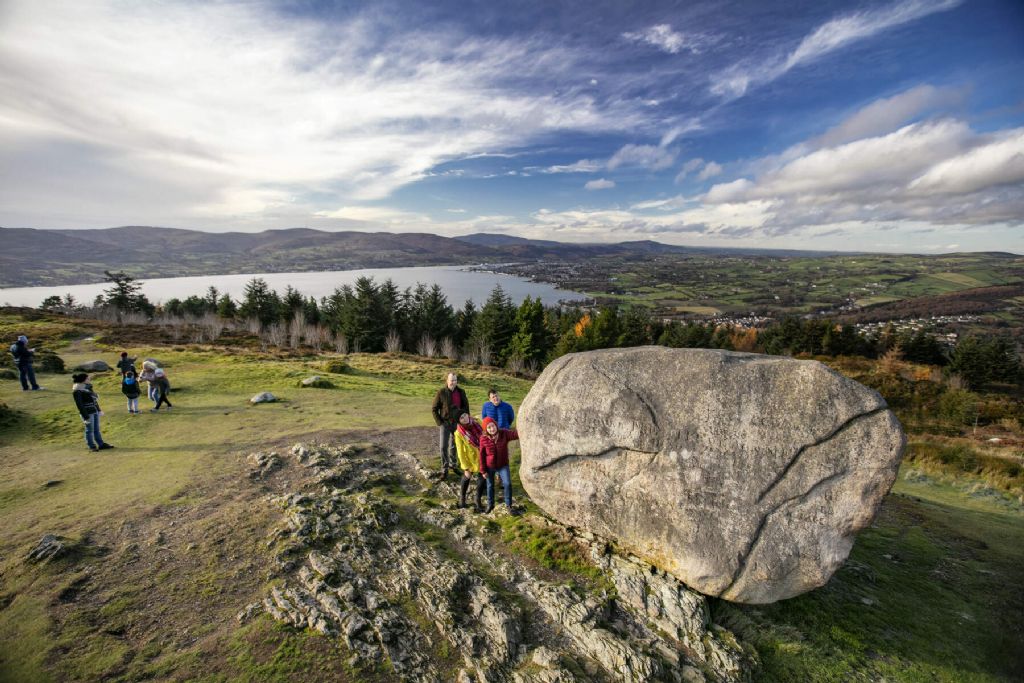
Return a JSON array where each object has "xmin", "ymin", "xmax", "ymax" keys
[{"xmin": 479, "ymin": 417, "xmax": 520, "ymax": 515}]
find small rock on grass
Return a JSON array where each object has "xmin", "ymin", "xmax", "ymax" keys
[
  {"xmin": 27, "ymin": 534, "xmax": 67, "ymax": 563},
  {"xmin": 300, "ymin": 376, "xmax": 334, "ymax": 388},
  {"xmin": 74, "ymin": 360, "xmax": 111, "ymax": 372},
  {"xmin": 250, "ymin": 392, "xmax": 277, "ymax": 404}
]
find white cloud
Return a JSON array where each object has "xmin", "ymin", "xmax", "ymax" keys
[
  {"xmin": 697, "ymin": 161, "xmax": 723, "ymax": 180},
  {"xmin": 908, "ymin": 128, "xmax": 1024, "ymax": 195},
  {"xmin": 0, "ymin": 1, "xmax": 659, "ymax": 228},
  {"xmin": 542, "ymin": 159, "xmax": 604, "ymax": 174},
  {"xmin": 607, "ymin": 144, "xmax": 677, "ymax": 171},
  {"xmin": 623, "ymin": 24, "xmax": 698, "ymax": 54},
  {"xmin": 585, "ymin": 178, "xmax": 616, "ymax": 190},
  {"xmin": 812, "ymin": 84, "xmax": 966, "ymax": 148},
  {"xmin": 711, "ymin": 0, "xmax": 963, "ymax": 98},
  {"xmin": 698, "ymin": 118, "xmax": 1024, "ymax": 232}
]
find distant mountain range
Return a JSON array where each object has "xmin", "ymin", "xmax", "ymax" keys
[{"xmin": 1, "ymin": 225, "xmax": 845, "ymax": 288}]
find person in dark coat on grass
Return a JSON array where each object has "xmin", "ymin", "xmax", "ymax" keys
[
  {"xmin": 431, "ymin": 371, "xmax": 468, "ymax": 479},
  {"xmin": 11, "ymin": 335, "xmax": 41, "ymax": 391},
  {"xmin": 72, "ymin": 373, "xmax": 113, "ymax": 451},
  {"xmin": 150, "ymin": 369, "xmax": 172, "ymax": 412}
]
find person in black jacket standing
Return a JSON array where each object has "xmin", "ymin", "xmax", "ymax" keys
[
  {"xmin": 72, "ymin": 373, "xmax": 113, "ymax": 451},
  {"xmin": 11, "ymin": 335, "xmax": 41, "ymax": 391},
  {"xmin": 431, "ymin": 371, "xmax": 468, "ymax": 479}
]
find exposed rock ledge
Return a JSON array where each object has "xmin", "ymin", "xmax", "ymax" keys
[{"xmin": 241, "ymin": 442, "xmax": 757, "ymax": 682}]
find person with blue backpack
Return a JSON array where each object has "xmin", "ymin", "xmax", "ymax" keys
[
  {"xmin": 10, "ymin": 335, "xmax": 42, "ymax": 391},
  {"xmin": 481, "ymin": 388, "xmax": 514, "ymax": 429},
  {"xmin": 122, "ymin": 369, "xmax": 142, "ymax": 414}
]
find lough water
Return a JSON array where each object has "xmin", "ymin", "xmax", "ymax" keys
[{"xmin": 0, "ymin": 266, "xmax": 586, "ymax": 309}]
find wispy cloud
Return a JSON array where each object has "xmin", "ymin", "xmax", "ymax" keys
[
  {"xmin": 584, "ymin": 178, "xmax": 615, "ymax": 190},
  {"xmin": 0, "ymin": 1, "xmax": 659, "ymax": 228},
  {"xmin": 711, "ymin": 0, "xmax": 963, "ymax": 98},
  {"xmin": 622, "ymin": 24, "xmax": 714, "ymax": 55}
]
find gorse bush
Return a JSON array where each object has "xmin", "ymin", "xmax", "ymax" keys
[{"xmin": 905, "ymin": 440, "xmax": 1024, "ymax": 497}]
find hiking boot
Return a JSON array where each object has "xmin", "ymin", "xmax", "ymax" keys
[
  {"xmin": 98, "ymin": 443, "xmax": 114, "ymax": 450},
  {"xmin": 474, "ymin": 478, "xmax": 485, "ymax": 513}
]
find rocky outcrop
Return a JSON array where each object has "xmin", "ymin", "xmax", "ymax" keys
[
  {"xmin": 27, "ymin": 534, "xmax": 67, "ymax": 563},
  {"xmin": 246, "ymin": 441, "xmax": 756, "ymax": 682},
  {"xmin": 518, "ymin": 347, "xmax": 906, "ymax": 604},
  {"xmin": 249, "ymin": 392, "xmax": 276, "ymax": 404}
]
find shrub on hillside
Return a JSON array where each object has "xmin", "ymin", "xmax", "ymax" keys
[
  {"xmin": 321, "ymin": 358, "xmax": 350, "ymax": 374},
  {"xmin": 34, "ymin": 349, "xmax": 66, "ymax": 373},
  {"xmin": 939, "ymin": 389, "xmax": 980, "ymax": 426},
  {"xmin": 0, "ymin": 399, "xmax": 16, "ymax": 426},
  {"xmin": 905, "ymin": 440, "xmax": 1024, "ymax": 495}
]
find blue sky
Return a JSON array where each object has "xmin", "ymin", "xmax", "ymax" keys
[{"xmin": 0, "ymin": 0, "xmax": 1022, "ymax": 252}]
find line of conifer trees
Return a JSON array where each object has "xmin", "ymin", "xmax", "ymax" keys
[{"xmin": 47, "ymin": 272, "xmax": 1020, "ymax": 389}]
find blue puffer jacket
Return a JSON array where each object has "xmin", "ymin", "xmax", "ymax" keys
[{"xmin": 481, "ymin": 400, "xmax": 515, "ymax": 429}]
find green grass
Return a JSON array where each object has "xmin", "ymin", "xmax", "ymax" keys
[
  {"xmin": 715, "ymin": 466, "xmax": 1024, "ymax": 682},
  {"xmin": 2, "ymin": 311, "xmax": 1022, "ymax": 682}
]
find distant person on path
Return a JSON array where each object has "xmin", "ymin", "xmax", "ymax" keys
[
  {"xmin": 454, "ymin": 411, "xmax": 486, "ymax": 512},
  {"xmin": 10, "ymin": 335, "xmax": 41, "ymax": 391},
  {"xmin": 431, "ymin": 371, "xmax": 468, "ymax": 479},
  {"xmin": 116, "ymin": 351, "xmax": 136, "ymax": 377},
  {"xmin": 479, "ymin": 417, "xmax": 520, "ymax": 515},
  {"xmin": 481, "ymin": 388, "xmax": 514, "ymax": 429},
  {"xmin": 150, "ymin": 369, "xmax": 172, "ymax": 412},
  {"xmin": 72, "ymin": 372, "xmax": 113, "ymax": 451},
  {"xmin": 139, "ymin": 361, "xmax": 158, "ymax": 405},
  {"xmin": 122, "ymin": 370, "xmax": 141, "ymax": 414}
]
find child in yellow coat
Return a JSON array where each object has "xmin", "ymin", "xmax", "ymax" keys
[{"xmin": 454, "ymin": 410, "xmax": 486, "ymax": 512}]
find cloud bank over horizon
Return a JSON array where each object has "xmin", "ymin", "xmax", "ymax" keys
[{"xmin": 0, "ymin": 0, "xmax": 1022, "ymax": 253}]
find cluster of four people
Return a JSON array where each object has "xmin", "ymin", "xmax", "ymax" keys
[{"xmin": 432, "ymin": 373, "xmax": 521, "ymax": 516}]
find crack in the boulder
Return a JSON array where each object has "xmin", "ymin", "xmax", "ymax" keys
[
  {"xmin": 533, "ymin": 445, "xmax": 660, "ymax": 472},
  {"xmin": 720, "ymin": 468, "xmax": 849, "ymax": 598},
  {"xmin": 719, "ymin": 406, "xmax": 890, "ymax": 597},
  {"xmin": 589, "ymin": 361, "xmax": 664, "ymax": 451},
  {"xmin": 754, "ymin": 405, "xmax": 888, "ymax": 505}
]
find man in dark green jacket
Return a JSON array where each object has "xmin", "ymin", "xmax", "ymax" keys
[{"xmin": 431, "ymin": 372, "xmax": 468, "ymax": 479}]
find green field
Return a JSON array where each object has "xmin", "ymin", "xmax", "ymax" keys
[{"xmin": 1, "ymin": 312, "xmax": 1021, "ymax": 681}]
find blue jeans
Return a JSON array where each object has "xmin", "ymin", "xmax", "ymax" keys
[
  {"xmin": 148, "ymin": 384, "xmax": 158, "ymax": 403},
  {"xmin": 485, "ymin": 465, "xmax": 512, "ymax": 509},
  {"xmin": 83, "ymin": 413, "xmax": 105, "ymax": 449},
  {"xmin": 18, "ymin": 363, "xmax": 39, "ymax": 390}
]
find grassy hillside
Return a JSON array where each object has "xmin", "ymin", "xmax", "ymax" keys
[{"xmin": 0, "ymin": 311, "xmax": 1021, "ymax": 681}]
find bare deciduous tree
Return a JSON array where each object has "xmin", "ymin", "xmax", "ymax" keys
[
  {"xmin": 439, "ymin": 336, "xmax": 457, "ymax": 359},
  {"xmin": 384, "ymin": 329, "xmax": 403, "ymax": 353},
  {"xmin": 476, "ymin": 340, "xmax": 492, "ymax": 367},
  {"xmin": 506, "ymin": 355, "xmax": 525, "ymax": 375},
  {"xmin": 289, "ymin": 311, "xmax": 305, "ymax": 349},
  {"xmin": 265, "ymin": 322, "xmax": 288, "ymax": 348},
  {"xmin": 417, "ymin": 333, "xmax": 437, "ymax": 358},
  {"xmin": 306, "ymin": 324, "xmax": 330, "ymax": 351},
  {"xmin": 333, "ymin": 332, "xmax": 349, "ymax": 355}
]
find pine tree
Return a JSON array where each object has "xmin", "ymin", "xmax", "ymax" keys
[{"xmin": 471, "ymin": 285, "xmax": 516, "ymax": 365}]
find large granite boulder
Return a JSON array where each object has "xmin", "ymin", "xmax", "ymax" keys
[{"xmin": 518, "ymin": 347, "xmax": 905, "ymax": 604}]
